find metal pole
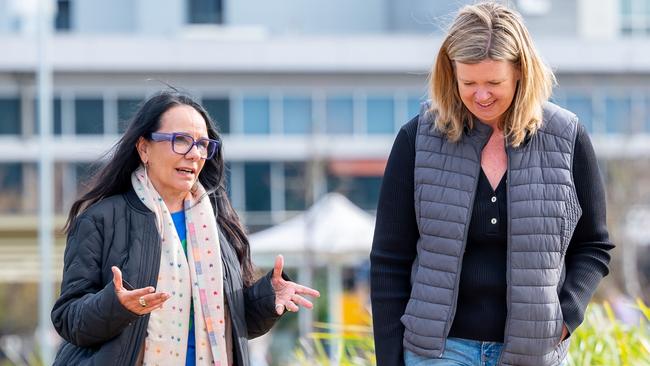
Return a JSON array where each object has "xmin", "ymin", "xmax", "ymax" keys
[
  {"xmin": 327, "ymin": 263, "xmax": 343, "ymax": 365},
  {"xmin": 37, "ymin": 0, "xmax": 55, "ymax": 364}
]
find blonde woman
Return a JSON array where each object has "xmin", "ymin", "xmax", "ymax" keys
[{"xmin": 370, "ymin": 2, "xmax": 613, "ymax": 366}]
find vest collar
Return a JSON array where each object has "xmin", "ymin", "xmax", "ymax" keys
[{"xmin": 464, "ymin": 117, "xmax": 494, "ymax": 147}]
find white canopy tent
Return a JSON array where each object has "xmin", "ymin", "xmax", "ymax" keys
[{"xmin": 250, "ymin": 192, "xmax": 375, "ymax": 337}]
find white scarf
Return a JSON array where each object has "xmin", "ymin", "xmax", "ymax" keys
[{"xmin": 132, "ymin": 165, "xmax": 228, "ymax": 366}]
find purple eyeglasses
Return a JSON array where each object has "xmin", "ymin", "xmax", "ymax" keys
[{"xmin": 149, "ymin": 132, "xmax": 220, "ymax": 159}]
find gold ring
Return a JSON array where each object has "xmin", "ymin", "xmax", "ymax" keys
[{"xmin": 139, "ymin": 296, "xmax": 147, "ymax": 307}]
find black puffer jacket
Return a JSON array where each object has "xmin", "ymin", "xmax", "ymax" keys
[{"xmin": 51, "ymin": 188, "xmax": 281, "ymax": 365}]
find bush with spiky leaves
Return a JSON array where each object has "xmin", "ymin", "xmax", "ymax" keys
[
  {"xmin": 566, "ymin": 300, "xmax": 650, "ymax": 365},
  {"xmin": 291, "ymin": 301, "xmax": 650, "ymax": 366}
]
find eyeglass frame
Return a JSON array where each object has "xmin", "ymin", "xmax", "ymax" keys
[{"xmin": 149, "ymin": 132, "xmax": 220, "ymax": 160}]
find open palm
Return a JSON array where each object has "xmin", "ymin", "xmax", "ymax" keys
[{"xmin": 270, "ymin": 255, "xmax": 320, "ymax": 315}]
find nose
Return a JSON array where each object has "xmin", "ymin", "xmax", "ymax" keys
[
  {"xmin": 475, "ymin": 88, "xmax": 491, "ymax": 102},
  {"xmin": 184, "ymin": 144, "xmax": 202, "ymax": 161}
]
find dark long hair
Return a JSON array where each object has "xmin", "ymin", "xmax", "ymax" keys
[{"xmin": 65, "ymin": 90, "xmax": 255, "ymax": 286}]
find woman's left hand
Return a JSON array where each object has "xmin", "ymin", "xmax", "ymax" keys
[
  {"xmin": 270, "ymin": 254, "xmax": 320, "ymax": 315},
  {"xmin": 560, "ymin": 324, "xmax": 569, "ymax": 342}
]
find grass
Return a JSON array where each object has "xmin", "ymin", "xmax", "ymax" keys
[{"xmin": 291, "ymin": 301, "xmax": 650, "ymax": 366}]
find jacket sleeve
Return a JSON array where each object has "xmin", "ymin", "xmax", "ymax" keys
[
  {"xmin": 51, "ymin": 216, "xmax": 139, "ymax": 347},
  {"xmin": 243, "ymin": 270, "xmax": 282, "ymax": 339},
  {"xmin": 560, "ymin": 123, "xmax": 615, "ymax": 335},
  {"xmin": 370, "ymin": 123, "xmax": 419, "ymax": 366}
]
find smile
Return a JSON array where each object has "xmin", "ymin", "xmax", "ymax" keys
[{"xmin": 476, "ymin": 100, "xmax": 496, "ymax": 108}]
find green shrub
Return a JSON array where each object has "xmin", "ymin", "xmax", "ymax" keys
[
  {"xmin": 292, "ymin": 322, "xmax": 375, "ymax": 366},
  {"xmin": 292, "ymin": 301, "xmax": 650, "ymax": 366},
  {"xmin": 566, "ymin": 300, "xmax": 650, "ymax": 366}
]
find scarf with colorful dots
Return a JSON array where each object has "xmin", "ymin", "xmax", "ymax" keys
[{"xmin": 132, "ymin": 165, "xmax": 228, "ymax": 366}]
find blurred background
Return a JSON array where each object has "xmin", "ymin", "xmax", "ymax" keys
[{"xmin": 0, "ymin": 0, "xmax": 649, "ymax": 365}]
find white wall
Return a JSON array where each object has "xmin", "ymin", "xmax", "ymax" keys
[{"xmin": 577, "ymin": 0, "xmax": 619, "ymax": 40}]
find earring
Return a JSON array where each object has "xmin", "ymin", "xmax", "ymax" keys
[{"xmin": 144, "ymin": 161, "xmax": 150, "ymax": 187}]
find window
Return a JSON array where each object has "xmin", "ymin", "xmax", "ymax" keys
[
  {"xmin": 243, "ymin": 97, "xmax": 270, "ymax": 134},
  {"xmin": 407, "ymin": 96, "xmax": 424, "ymax": 120},
  {"xmin": 54, "ymin": 163, "xmax": 81, "ymax": 214},
  {"xmin": 75, "ymin": 98, "xmax": 104, "ymax": 135},
  {"xmin": 54, "ymin": 162, "xmax": 65, "ymax": 213},
  {"xmin": 0, "ymin": 98, "xmax": 21, "ymax": 135},
  {"xmin": 34, "ymin": 98, "xmax": 62, "ymax": 135},
  {"xmin": 565, "ymin": 94, "xmax": 593, "ymax": 133},
  {"xmin": 203, "ymin": 98, "xmax": 230, "ymax": 134},
  {"xmin": 55, "ymin": 0, "xmax": 72, "ymax": 31},
  {"xmin": 366, "ymin": 96, "xmax": 394, "ymax": 134},
  {"xmin": 54, "ymin": 98, "xmax": 62, "ymax": 134},
  {"xmin": 75, "ymin": 163, "xmax": 94, "ymax": 196},
  {"xmin": 284, "ymin": 162, "xmax": 307, "ymax": 211},
  {"xmin": 0, "ymin": 163, "xmax": 23, "ymax": 213},
  {"xmin": 621, "ymin": 0, "xmax": 650, "ymax": 35},
  {"xmin": 117, "ymin": 98, "xmax": 142, "ymax": 133},
  {"xmin": 326, "ymin": 96, "xmax": 354, "ymax": 134},
  {"xmin": 646, "ymin": 96, "xmax": 650, "ymax": 132},
  {"xmin": 224, "ymin": 162, "xmax": 232, "ymax": 199},
  {"xmin": 187, "ymin": 0, "xmax": 223, "ymax": 24},
  {"xmin": 327, "ymin": 175, "xmax": 382, "ymax": 211},
  {"xmin": 283, "ymin": 97, "xmax": 312, "ymax": 134},
  {"xmin": 244, "ymin": 162, "xmax": 271, "ymax": 211},
  {"xmin": 517, "ymin": 0, "xmax": 551, "ymax": 16},
  {"xmin": 604, "ymin": 96, "xmax": 632, "ymax": 134}
]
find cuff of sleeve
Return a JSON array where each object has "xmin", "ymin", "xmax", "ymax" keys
[
  {"xmin": 100, "ymin": 281, "xmax": 141, "ymax": 324},
  {"xmin": 260, "ymin": 270, "xmax": 292, "ymax": 316},
  {"xmin": 261, "ymin": 270, "xmax": 283, "ymax": 318},
  {"xmin": 560, "ymin": 300, "xmax": 583, "ymax": 336}
]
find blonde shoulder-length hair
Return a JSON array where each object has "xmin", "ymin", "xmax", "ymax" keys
[{"xmin": 430, "ymin": 1, "xmax": 556, "ymax": 147}]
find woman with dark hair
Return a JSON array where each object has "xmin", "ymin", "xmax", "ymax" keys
[{"xmin": 51, "ymin": 90, "xmax": 319, "ymax": 366}]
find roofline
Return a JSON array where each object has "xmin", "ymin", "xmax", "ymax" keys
[{"xmin": 2, "ymin": 34, "xmax": 650, "ymax": 74}]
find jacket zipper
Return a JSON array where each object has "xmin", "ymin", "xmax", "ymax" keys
[
  {"xmin": 439, "ymin": 133, "xmax": 490, "ymax": 357},
  {"xmin": 496, "ymin": 145, "xmax": 512, "ymax": 366},
  {"xmin": 124, "ymin": 216, "xmax": 161, "ymax": 366},
  {"xmin": 221, "ymin": 240, "xmax": 246, "ymax": 366}
]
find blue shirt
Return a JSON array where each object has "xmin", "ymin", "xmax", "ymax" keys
[{"xmin": 171, "ymin": 210, "xmax": 195, "ymax": 366}]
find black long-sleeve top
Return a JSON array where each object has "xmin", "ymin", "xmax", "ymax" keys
[{"xmin": 370, "ymin": 117, "xmax": 615, "ymax": 365}]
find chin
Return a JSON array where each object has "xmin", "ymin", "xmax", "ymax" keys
[
  {"xmin": 173, "ymin": 183, "xmax": 194, "ymax": 195},
  {"xmin": 474, "ymin": 112, "xmax": 500, "ymax": 124}
]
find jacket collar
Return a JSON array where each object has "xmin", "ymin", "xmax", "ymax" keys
[
  {"xmin": 125, "ymin": 187, "xmax": 156, "ymax": 215},
  {"xmin": 464, "ymin": 117, "xmax": 494, "ymax": 148}
]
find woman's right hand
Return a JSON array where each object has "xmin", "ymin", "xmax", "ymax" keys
[{"xmin": 111, "ymin": 266, "xmax": 171, "ymax": 315}]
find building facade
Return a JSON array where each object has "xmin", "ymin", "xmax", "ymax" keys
[{"xmin": 1, "ymin": 0, "xmax": 650, "ymax": 280}]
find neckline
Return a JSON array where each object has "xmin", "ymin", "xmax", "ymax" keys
[{"xmin": 480, "ymin": 167, "xmax": 507, "ymax": 193}]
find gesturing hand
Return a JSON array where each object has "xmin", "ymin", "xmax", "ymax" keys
[
  {"xmin": 112, "ymin": 266, "xmax": 171, "ymax": 315},
  {"xmin": 270, "ymin": 255, "xmax": 320, "ymax": 315}
]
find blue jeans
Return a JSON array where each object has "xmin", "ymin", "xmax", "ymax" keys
[{"xmin": 404, "ymin": 337, "xmax": 568, "ymax": 366}]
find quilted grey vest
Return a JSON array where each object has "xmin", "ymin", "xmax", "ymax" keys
[{"xmin": 402, "ymin": 101, "xmax": 582, "ymax": 366}]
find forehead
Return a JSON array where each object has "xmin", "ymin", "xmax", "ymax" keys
[
  {"xmin": 454, "ymin": 59, "xmax": 516, "ymax": 79},
  {"xmin": 158, "ymin": 104, "xmax": 208, "ymax": 135}
]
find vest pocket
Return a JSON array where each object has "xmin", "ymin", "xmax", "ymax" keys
[
  {"xmin": 551, "ymin": 293, "xmax": 567, "ymax": 362},
  {"xmin": 554, "ymin": 337, "xmax": 570, "ymax": 364}
]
